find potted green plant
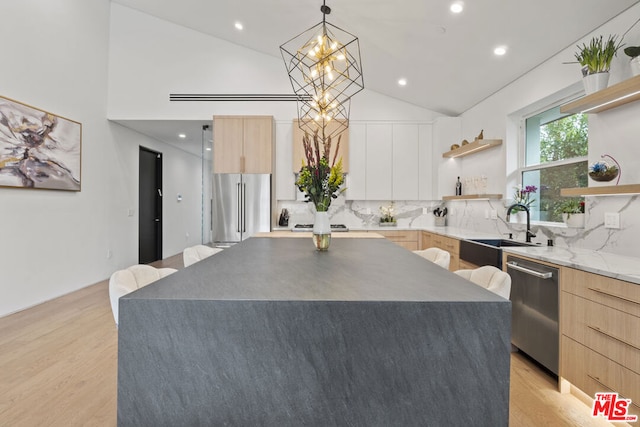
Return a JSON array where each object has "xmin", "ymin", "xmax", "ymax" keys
[
  {"xmin": 574, "ymin": 35, "xmax": 624, "ymax": 94},
  {"xmin": 560, "ymin": 199, "xmax": 585, "ymax": 228},
  {"xmin": 624, "ymin": 45, "xmax": 640, "ymax": 76}
]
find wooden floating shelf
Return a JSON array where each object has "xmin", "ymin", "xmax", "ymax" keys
[
  {"xmin": 560, "ymin": 184, "xmax": 640, "ymax": 196},
  {"xmin": 560, "ymin": 74, "xmax": 640, "ymax": 114},
  {"xmin": 442, "ymin": 139, "xmax": 502, "ymax": 158},
  {"xmin": 442, "ymin": 194, "xmax": 503, "ymax": 201}
]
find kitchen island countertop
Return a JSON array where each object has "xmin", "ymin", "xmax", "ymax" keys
[{"xmin": 117, "ymin": 237, "xmax": 511, "ymax": 426}]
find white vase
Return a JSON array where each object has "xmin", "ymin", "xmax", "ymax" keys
[
  {"xmin": 563, "ymin": 213, "xmax": 585, "ymax": 228},
  {"xmin": 313, "ymin": 211, "xmax": 331, "ymax": 251},
  {"xmin": 630, "ymin": 57, "xmax": 640, "ymax": 77},
  {"xmin": 582, "ymin": 72, "xmax": 609, "ymax": 95},
  {"xmin": 510, "ymin": 211, "xmax": 527, "ymax": 224}
]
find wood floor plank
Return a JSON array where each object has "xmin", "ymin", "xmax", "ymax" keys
[{"xmin": 0, "ymin": 253, "xmax": 623, "ymax": 426}]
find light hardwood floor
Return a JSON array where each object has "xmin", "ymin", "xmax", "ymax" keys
[{"xmin": 0, "ymin": 254, "xmax": 616, "ymax": 426}]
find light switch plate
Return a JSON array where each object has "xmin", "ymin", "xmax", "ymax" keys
[
  {"xmin": 490, "ymin": 210, "xmax": 498, "ymax": 219},
  {"xmin": 604, "ymin": 212, "xmax": 620, "ymax": 229}
]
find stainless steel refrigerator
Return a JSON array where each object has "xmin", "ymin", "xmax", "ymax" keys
[{"xmin": 212, "ymin": 174, "xmax": 271, "ymax": 246}]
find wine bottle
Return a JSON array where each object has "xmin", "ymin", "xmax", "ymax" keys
[{"xmin": 456, "ymin": 177, "xmax": 462, "ymax": 196}]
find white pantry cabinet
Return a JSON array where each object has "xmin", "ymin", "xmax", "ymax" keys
[
  {"xmin": 392, "ymin": 124, "xmax": 419, "ymax": 201},
  {"xmin": 345, "ymin": 123, "xmax": 367, "ymax": 200}
]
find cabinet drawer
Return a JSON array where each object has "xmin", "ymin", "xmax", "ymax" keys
[
  {"xmin": 562, "ymin": 267, "xmax": 640, "ymax": 317},
  {"xmin": 562, "ymin": 338, "xmax": 640, "ymax": 418},
  {"xmin": 377, "ymin": 230, "xmax": 418, "ymax": 242},
  {"xmin": 458, "ymin": 259, "xmax": 479, "ymax": 270},
  {"xmin": 448, "ymin": 254, "xmax": 459, "ymax": 272},
  {"xmin": 393, "ymin": 241, "xmax": 418, "ymax": 251},
  {"xmin": 561, "ymin": 292, "xmax": 640, "ymax": 373},
  {"xmin": 431, "ymin": 235, "xmax": 459, "ymax": 255},
  {"xmin": 420, "ymin": 231, "xmax": 432, "ymax": 250}
]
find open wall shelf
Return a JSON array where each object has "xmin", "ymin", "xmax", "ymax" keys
[
  {"xmin": 442, "ymin": 194, "xmax": 503, "ymax": 201},
  {"xmin": 561, "ymin": 184, "xmax": 640, "ymax": 196},
  {"xmin": 560, "ymin": 75, "xmax": 640, "ymax": 114},
  {"xmin": 442, "ymin": 139, "xmax": 502, "ymax": 158}
]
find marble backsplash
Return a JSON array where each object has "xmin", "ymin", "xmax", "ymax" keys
[{"xmin": 277, "ymin": 194, "xmax": 640, "ymax": 258}]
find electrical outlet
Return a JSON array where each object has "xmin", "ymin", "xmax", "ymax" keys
[
  {"xmin": 127, "ymin": 208, "xmax": 134, "ymax": 217},
  {"xmin": 106, "ymin": 250, "xmax": 112, "ymax": 259},
  {"xmin": 490, "ymin": 210, "xmax": 498, "ymax": 220},
  {"xmin": 604, "ymin": 212, "xmax": 620, "ymax": 229},
  {"xmin": 484, "ymin": 210, "xmax": 489, "ymax": 219}
]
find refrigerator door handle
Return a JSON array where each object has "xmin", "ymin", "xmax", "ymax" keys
[
  {"xmin": 236, "ymin": 182, "xmax": 241, "ymax": 233},
  {"xmin": 242, "ymin": 182, "xmax": 247, "ymax": 232}
]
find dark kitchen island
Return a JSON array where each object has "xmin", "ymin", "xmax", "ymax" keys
[{"xmin": 117, "ymin": 236, "xmax": 511, "ymax": 426}]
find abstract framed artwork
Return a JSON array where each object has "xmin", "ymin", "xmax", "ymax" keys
[{"xmin": 0, "ymin": 95, "xmax": 81, "ymax": 191}]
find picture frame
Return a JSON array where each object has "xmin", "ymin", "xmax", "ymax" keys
[{"xmin": 0, "ymin": 95, "xmax": 82, "ymax": 191}]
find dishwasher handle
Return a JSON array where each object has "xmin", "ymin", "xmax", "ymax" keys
[{"xmin": 506, "ymin": 261, "xmax": 553, "ymax": 279}]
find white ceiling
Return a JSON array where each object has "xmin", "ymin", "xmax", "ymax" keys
[{"xmin": 111, "ymin": 0, "xmax": 639, "ymax": 153}]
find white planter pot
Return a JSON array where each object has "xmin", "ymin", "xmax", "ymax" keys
[
  {"xmin": 510, "ymin": 211, "xmax": 527, "ymax": 224},
  {"xmin": 563, "ymin": 213, "xmax": 585, "ymax": 228},
  {"xmin": 630, "ymin": 56, "xmax": 640, "ymax": 77},
  {"xmin": 582, "ymin": 72, "xmax": 609, "ymax": 95}
]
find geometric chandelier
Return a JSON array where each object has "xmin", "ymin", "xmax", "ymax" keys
[{"xmin": 280, "ymin": 1, "xmax": 364, "ymax": 140}]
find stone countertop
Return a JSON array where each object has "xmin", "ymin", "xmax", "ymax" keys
[
  {"xmin": 129, "ymin": 237, "xmax": 505, "ymax": 303},
  {"xmin": 123, "ymin": 237, "xmax": 500, "ymax": 302},
  {"xmin": 503, "ymin": 245, "xmax": 640, "ymax": 285}
]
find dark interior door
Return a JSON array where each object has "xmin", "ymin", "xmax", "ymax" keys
[{"xmin": 139, "ymin": 147, "xmax": 162, "ymax": 264}]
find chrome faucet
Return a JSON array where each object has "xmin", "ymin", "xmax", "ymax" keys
[{"xmin": 506, "ymin": 203, "xmax": 536, "ymax": 243}]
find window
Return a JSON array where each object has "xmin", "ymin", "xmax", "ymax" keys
[{"xmin": 521, "ymin": 105, "xmax": 588, "ymax": 222}]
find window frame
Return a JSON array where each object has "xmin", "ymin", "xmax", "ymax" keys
[{"xmin": 517, "ymin": 96, "xmax": 588, "ymax": 225}]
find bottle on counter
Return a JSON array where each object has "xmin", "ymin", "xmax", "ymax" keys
[{"xmin": 456, "ymin": 177, "xmax": 462, "ymax": 196}]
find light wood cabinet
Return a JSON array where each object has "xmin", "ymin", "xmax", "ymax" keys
[
  {"xmin": 292, "ymin": 119, "xmax": 349, "ymax": 173},
  {"xmin": 420, "ymin": 231, "xmax": 459, "ymax": 271},
  {"xmin": 560, "ymin": 267, "xmax": 640, "ymax": 417},
  {"xmin": 214, "ymin": 116, "xmax": 273, "ymax": 174},
  {"xmin": 458, "ymin": 259, "xmax": 479, "ymax": 270},
  {"xmin": 377, "ymin": 230, "xmax": 419, "ymax": 251}
]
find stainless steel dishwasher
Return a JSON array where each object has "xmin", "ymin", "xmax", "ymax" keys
[{"xmin": 506, "ymin": 255, "xmax": 559, "ymax": 375}]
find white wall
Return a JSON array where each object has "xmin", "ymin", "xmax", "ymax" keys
[{"xmin": 0, "ymin": 1, "xmax": 204, "ymax": 317}]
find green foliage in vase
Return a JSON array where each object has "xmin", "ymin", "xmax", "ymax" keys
[{"xmin": 295, "ymin": 130, "xmax": 345, "ymax": 212}]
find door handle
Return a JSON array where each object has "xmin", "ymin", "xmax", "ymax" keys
[
  {"xmin": 157, "ymin": 189, "xmax": 162, "ymax": 197},
  {"xmin": 506, "ymin": 261, "xmax": 552, "ymax": 279},
  {"xmin": 237, "ymin": 183, "xmax": 241, "ymax": 233},
  {"xmin": 155, "ymin": 218, "xmax": 160, "ymax": 222},
  {"xmin": 242, "ymin": 182, "xmax": 246, "ymax": 232}
]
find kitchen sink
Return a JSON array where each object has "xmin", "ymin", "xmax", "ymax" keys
[
  {"xmin": 459, "ymin": 239, "xmax": 537, "ymax": 268},
  {"xmin": 468, "ymin": 239, "xmax": 537, "ymax": 248}
]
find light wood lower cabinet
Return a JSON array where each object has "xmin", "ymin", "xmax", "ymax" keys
[
  {"xmin": 560, "ymin": 266, "xmax": 640, "ymax": 416},
  {"xmin": 458, "ymin": 260, "xmax": 479, "ymax": 270},
  {"xmin": 419, "ymin": 231, "xmax": 459, "ymax": 271},
  {"xmin": 377, "ymin": 230, "xmax": 419, "ymax": 251}
]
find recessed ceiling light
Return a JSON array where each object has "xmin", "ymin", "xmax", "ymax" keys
[
  {"xmin": 494, "ymin": 46, "xmax": 507, "ymax": 56},
  {"xmin": 450, "ymin": 2, "xmax": 464, "ymax": 13},
  {"xmin": 234, "ymin": 22, "xmax": 243, "ymax": 31},
  {"xmin": 178, "ymin": 133, "xmax": 186, "ymax": 139},
  {"xmin": 398, "ymin": 78, "xmax": 407, "ymax": 86}
]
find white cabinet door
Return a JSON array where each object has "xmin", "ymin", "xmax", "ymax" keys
[
  {"xmin": 275, "ymin": 121, "xmax": 295, "ymax": 200},
  {"xmin": 346, "ymin": 123, "xmax": 366, "ymax": 200},
  {"xmin": 392, "ymin": 124, "xmax": 419, "ymax": 200},
  {"xmin": 418, "ymin": 124, "xmax": 434, "ymax": 200},
  {"xmin": 365, "ymin": 124, "xmax": 392, "ymax": 200}
]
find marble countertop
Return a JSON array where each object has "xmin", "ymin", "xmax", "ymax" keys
[{"xmin": 503, "ymin": 246, "xmax": 640, "ymax": 285}]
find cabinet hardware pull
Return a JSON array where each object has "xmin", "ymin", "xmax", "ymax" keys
[
  {"xmin": 587, "ymin": 375, "xmax": 639, "ymax": 410},
  {"xmin": 587, "ymin": 287, "xmax": 640, "ymax": 306},
  {"xmin": 506, "ymin": 261, "xmax": 553, "ymax": 279},
  {"xmin": 587, "ymin": 325, "xmax": 640, "ymax": 351}
]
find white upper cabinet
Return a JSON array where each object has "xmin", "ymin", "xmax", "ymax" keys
[
  {"xmin": 392, "ymin": 124, "xmax": 419, "ymax": 201},
  {"xmin": 418, "ymin": 124, "xmax": 434, "ymax": 200},
  {"xmin": 346, "ymin": 123, "xmax": 367, "ymax": 200},
  {"xmin": 365, "ymin": 124, "xmax": 393, "ymax": 200}
]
